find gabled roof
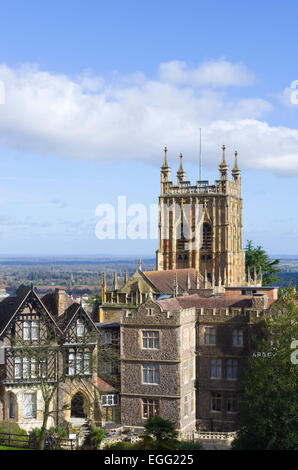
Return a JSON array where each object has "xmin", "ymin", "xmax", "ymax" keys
[
  {"xmin": 0, "ymin": 285, "xmax": 63, "ymax": 338},
  {"xmin": 60, "ymin": 302, "xmax": 99, "ymax": 334},
  {"xmin": 142, "ymin": 268, "xmax": 203, "ymax": 295},
  {"xmin": 97, "ymin": 376, "xmax": 116, "ymax": 392}
]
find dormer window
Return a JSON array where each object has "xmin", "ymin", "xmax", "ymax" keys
[
  {"xmin": 23, "ymin": 320, "xmax": 39, "ymax": 341},
  {"xmin": 76, "ymin": 319, "xmax": 85, "ymax": 338}
]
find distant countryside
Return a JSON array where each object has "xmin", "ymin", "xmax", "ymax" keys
[{"xmin": 0, "ymin": 255, "xmax": 296, "ymax": 297}]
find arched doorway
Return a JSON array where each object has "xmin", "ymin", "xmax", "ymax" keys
[{"xmin": 71, "ymin": 392, "xmax": 88, "ymax": 418}]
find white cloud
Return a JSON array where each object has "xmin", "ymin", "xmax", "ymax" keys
[
  {"xmin": 158, "ymin": 59, "xmax": 256, "ymax": 87},
  {"xmin": 0, "ymin": 60, "xmax": 297, "ymax": 176}
]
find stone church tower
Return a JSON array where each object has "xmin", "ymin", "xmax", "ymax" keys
[{"xmin": 156, "ymin": 146, "xmax": 246, "ymax": 287}]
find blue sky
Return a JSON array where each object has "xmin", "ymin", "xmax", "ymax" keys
[{"xmin": 0, "ymin": 0, "xmax": 297, "ymax": 256}]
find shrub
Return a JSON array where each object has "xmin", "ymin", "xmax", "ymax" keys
[
  {"xmin": 104, "ymin": 441, "xmax": 136, "ymax": 450},
  {"xmin": 83, "ymin": 426, "xmax": 106, "ymax": 449},
  {"xmin": 49, "ymin": 426, "xmax": 68, "ymax": 439},
  {"xmin": 0, "ymin": 421, "xmax": 28, "ymax": 446},
  {"xmin": 178, "ymin": 441, "xmax": 203, "ymax": 450},
  {"xmin": 0, "ymin": 421, "xmax": 28, "ymax": 436}
]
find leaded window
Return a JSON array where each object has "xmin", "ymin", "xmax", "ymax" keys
[
  {"xmin": 205, "ymin": 327, "xmax": 216, "ymax": 345},
  {"xmin": 142, "ymin": 331, "xmax": 159, "ymax": 349},
  {"xmin": 210, "ymin": 359, "xmax": 222, "ymax": 378},
  {"xmin": 142, "ymin": 363, "xmax": 159, "ymax": 384},
  {"xmin": 211, "ymin": 393, "xmax": 222, "ymax": 411},
  {"xmin": 142, "ymin": 398, "xmax": 159, "ymax": 418},
  {"xmin": 101, "ymin": 332, "xmax": 112, "ymax": 345},
  {"xmin": 13, "ymin": 356, "xmax": 47, "ymax": 380},
  {"xmin": 227, "ymin": 359, "xmax": 238, "ymax": 379},
  {"xmin": 23, "ymin": 320, "xmax": 39, "ymax": 341},
  {"xmin": 232, "ymin": 329, "xmax": 244, "ymax": 346},
  {"xmin": 23, "ymin": 393, "xmax": 37, "ymax": 419},
  {"xmin": 226, "ymin": 394, "xmax": 238, "ymax": 412},
  {"xmin": 67, "ymin": 351, "xmax": 91, "ymax": 376},
  {"xmin": 102, "ymin": 394, "xmax": 118, "ymax": 406},
  {"xmin": 76, "ymin": 319, "xmax": 85, "ymax": 338}
]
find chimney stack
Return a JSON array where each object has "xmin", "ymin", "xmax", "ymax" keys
[{"xmin": 55, "ymin": 288, "xmax": 67, "ymax": 317}]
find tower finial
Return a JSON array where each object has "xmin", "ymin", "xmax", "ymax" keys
[
  {"xmin": 101, "ymin": 272, "xmax": 106, "ymax": 303},
  {"xmin": 232, "ymin": 150, "xmax": 240, "ymax": 171},
  {"xmin": 162, "ymin": 146, "xmax": 170, "ymax": 169},
  {"xmin": 232, "ymin": 150, "xmax": 241, "ymax": 184},
  {"xmin": 219, "ymin": 144, "xmax": 229, "ymax": 180},
  {"xmin": 186, "ymin": 270, "xmax": 191, "ymax": 290},
  {"xmin": 177, "ymin": 153, "xmax": 186, "ymax": 183},
  {"xmin": 219, "ymin": 144, "xmax": 228, "ymax": 167}
]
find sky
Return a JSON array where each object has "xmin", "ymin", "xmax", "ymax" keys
[{"xmin": 0, "ymin": 0, "xmax": 297, "ymax": 256}]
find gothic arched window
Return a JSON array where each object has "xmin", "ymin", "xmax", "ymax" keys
[{"xmin": 202, "ymin": 223, "xmax": 212, "ymax": 250}]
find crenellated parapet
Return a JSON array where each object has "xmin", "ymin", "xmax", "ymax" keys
[
  {"xmin": 197, "ymin": 306, "xmax": 266, "ymax": 323},
  {"xmin": 157, "ymin": 145, "xmax": 246, "ymax": 287}
]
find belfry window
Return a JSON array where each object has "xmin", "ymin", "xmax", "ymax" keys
[{"xmin": 202, "ymin": 223, "xmax": 212, "ymax": 250}]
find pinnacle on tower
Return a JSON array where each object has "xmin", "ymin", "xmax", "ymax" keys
[
  {"xmin": 232, "ymin": 150, "xmax": 239, "ymax": 171},
  {"xmin": 232, "ymin": 150, "xmax": 241, "ymax": 183},
  {"xmin": 219, "ymin": 144, "xmax": 228, "ymax": 166},
  {"xmin": 177, "ymin": 153, "xmax": 186, "ymax": 183},
  {"xmin": 219, "ymin": 144, "xmax": 229, "ymax": 180},
  {"xmin": 101, "ymin": 272, "xmax": 106, "ymax": 303},
  {"xmin": 196, "ymin": 270, "xmax": 200, "ymax": 289},
  {"xmin": 161, "ymin": 146, "xmax": 171, "ymax": 190},
  {"xmin": 187, "ymin": 271, "xmax": 191, "ymax": 290},
  {"xmin": 161, "ymin": 146, "xmax": 170, "ymax": 169}
]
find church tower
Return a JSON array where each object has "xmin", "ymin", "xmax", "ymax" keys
[{"xmin": 156, "ymin": 146, "xmax": 246, "ymax": 287}]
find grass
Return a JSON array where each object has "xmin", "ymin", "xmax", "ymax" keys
[{"xmin": 0, "ymin": 446, "xmax": 30, "ymax": 450}]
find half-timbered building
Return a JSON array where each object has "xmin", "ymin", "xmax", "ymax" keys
[{"xmin": 0, "ymin": 285, "xmax": 106, "ymax": 432}]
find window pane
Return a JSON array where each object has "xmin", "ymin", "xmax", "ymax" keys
[
  {"xmin": 23, "ymin": 393, "xmax": 36, "ymax": 418},
  {"xmin": 14, "ymin": 357, "xmax": 21, "ymax": 379},
  {"xmin": 23, "ymin": 322, "xmax": 30, "ymax": 340},
  {"xmin": 23, "ymin": 358, "xmax": 30, "ymax": 378},
  {"xmin": 31, "ymin": 321, "xmax": 39, "ymax": 341},
  {"xmin": 77, "ymin": 319, "xmax": 84, "ymax": 337}
]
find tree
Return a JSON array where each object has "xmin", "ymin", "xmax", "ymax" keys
[
  {"xmin": 142, "ymin": 416, "xmax": 179, "ymax": 449},
  {"xmin": 11, "ymin": 321, "xmax": 99, "ymax": 450},
  {"xmin": 83, "ymin": 425, "xmax": 106, "ymax": 449},
  {"xmin": 245, "ymin": 240, "xmax": 281, "ymax": 286},
  {"xmin": 97, "ymin": 329, "xmax": 120, "ymax": 389},
  {"xmin": 232, "ymin": 287, "xmax": 298, "ymax": 450}
]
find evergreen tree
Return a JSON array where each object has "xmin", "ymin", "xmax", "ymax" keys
[
  {"xmin": 245, "ymin": 240, "xmax": 281, "ymax": 286},
  {"xmin": 232, "ymin": 287, "xmax": 298, "ymax": 450}
]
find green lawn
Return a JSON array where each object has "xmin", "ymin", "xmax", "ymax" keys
[{"xmin": 0, "ymin": 446, "xmax": 30, "ymax": 450}]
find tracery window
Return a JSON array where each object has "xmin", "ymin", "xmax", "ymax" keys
[{"xmin": 202, "ymin": 223, "xmax": 212, "ymax": 250}]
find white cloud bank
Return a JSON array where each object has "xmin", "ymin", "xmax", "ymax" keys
[{"xmin": 0, "ymin": 60, "xmax": 297, "ymax": 176}]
